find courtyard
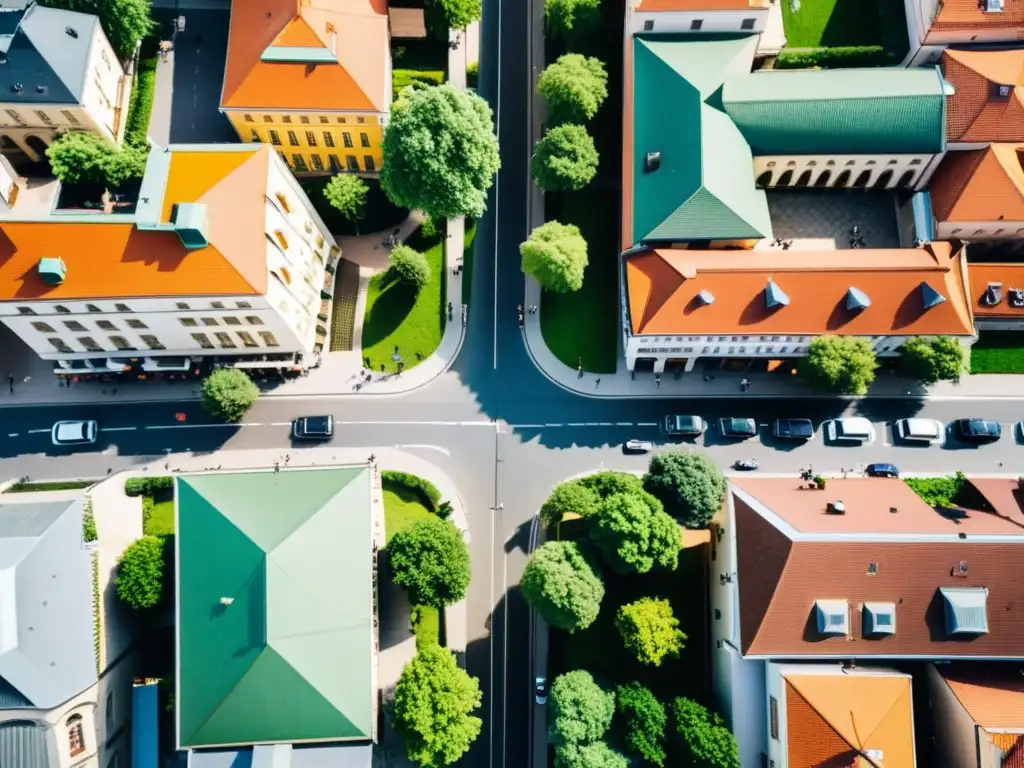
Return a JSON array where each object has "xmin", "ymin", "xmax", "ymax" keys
[{"xmin": 765, "ymin": 189, "xmax": 903, "ymax": 250}]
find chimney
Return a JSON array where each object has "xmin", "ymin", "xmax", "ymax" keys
[{"xmin": 219, "ymin": 597, "xmax": 234, "ymax": 606}]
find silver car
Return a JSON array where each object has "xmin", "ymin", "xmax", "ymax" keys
[
  {"xmin": 624, "ymin": 439, "xmax": 654, "ymax": 453},
  {"xmin": 51, "ymin": 420, "xmax": 98, "ymax": 446}
]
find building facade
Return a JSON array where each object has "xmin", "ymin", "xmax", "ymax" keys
[
  {"xmin": 904, "ymin": 0, "xmax": 1024, "ymax": 67},
  {"xmin": 625, "ymin": 0, "xmax": 784, "ymax": 54}
]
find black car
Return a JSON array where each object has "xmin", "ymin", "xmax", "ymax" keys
[
  {"xmin": 718, "ymin": 417, "xmax": 757, "ymax": 439},
  {"xmin": 866, "ymin": 463, "xmax": 899, "ymax": 478},
  {"xmin": 772, "ymin": 418, "xmax": 814, "ymax": 440},
  {"xmin": 292, "ymin": 415, "xmax": 335, "ymax": 440},
  {"xmin": 952, "ymin": 418, "xmax": 1001, "ymax": 443}
]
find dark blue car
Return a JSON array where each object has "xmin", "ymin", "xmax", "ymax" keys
[{"xmin": 866, "ymin": 463, "xmax": 899, "ymax": 478}]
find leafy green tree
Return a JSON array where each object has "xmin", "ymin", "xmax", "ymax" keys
[
  {"xmin": 590, "ymin": 492, "xmax": 680, "ymax": 574},
  {"xmin": 539, "ymin": 478, "xmax": 600, "ymax": 527},
  {"xmin": 389, "ymin": 244, "xmax": 432, "ymax": 290},
  {"xmin": 555, "ymin": 741, "xmax": 629, "ymax": 768},
  {"xmin": 382, "ymin": 84, "xmax": 500, "ymax": 220},
  {"xmin": 672, "ymin": 697, "xmax": 740, "ymax": 768},
  {"xmin": 115, "ymin": 535, "xmax": 164, "ymax": 609},
  {"xmin": 46, "ymin": 131, "xmax": 111, "ymax": 187},
  {"xmin": 643, "ymin": 451, "xmax": 726, "ymax": 529},
  {"xmin": 581, "ymin": 471, "xmax": 643, "ymax": 498},
  {"xmin": 520, "ymin": 220, "xmax": 588, "ymax": 293},
  {"xmin": 323, "ymin": 174, "xmax": 368, "ymax": 233},
  {"xmin": 104, "ymin": 145, "xmax": 148, "ymax": 188},
  {"xmin": 532, "ymin": 124, "xmax": 598, "ymax": 192},
  {"xmin": 388, "ymin": 518, "xmax": 470, "ymax": 608},
  {"xmin": 200, "ymin": 369, "xmax": 259, "ymax": 423},
  {"xmin": 393, "ymin": 645, "xmax": 482, "ymax": 767},
  {"xmin": 548, "ymin": 670, "xmax": 615, "ymax": 747},
  {"xmin": 41, "ymin": 0, "xmax": 154, "ymax": 60},
  {"xmin": 615, "ymin": 598, "xmax": 686, "ymax": 667},
  {"xmin": 545, "ymin": 0, "xmax": 601, "ymax": 43},
  {"xmin": 900, "ymin": 336, "xmax": 964, "ymax": 384},
  {"xmin": 802, "ymin": 335, "xmax": 878, "ymax": 395},
  {"xmin": 424, "ymin": 0, "xmax": 482, "ymax": 35},
  {"xmin": 616, "ymin": 682, "xmax": 668, "ymax": 766},
  {"xmin": 538, "ymin": 54, "xmax": 608, "ymax": 124},
  {"xmin": 521, "ymin": 541, "xmax": 604, "ymax": 633}
]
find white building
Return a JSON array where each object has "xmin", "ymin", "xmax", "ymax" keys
[
  {"xmin": 903, "ymin": 0, "xmax": 1024, "ymax": 67},
  {"xmin": 625, "ymin": 0, "xmax": 785, "ymax": 55},
  {"xmin": 0, "ymin": 143, "xmax": 339, "ymax": 375}
]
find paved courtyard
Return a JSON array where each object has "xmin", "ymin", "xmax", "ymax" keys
[{"xmin": 766, "ymin": 189, "xmax": 902, "ymax": 250}]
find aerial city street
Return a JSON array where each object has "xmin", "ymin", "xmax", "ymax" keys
[{"xmin": 0, "ymin": 0, "xmax": 1022, "ymax": 766}]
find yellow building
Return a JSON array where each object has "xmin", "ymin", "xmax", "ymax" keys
[
  {"xmin": 220, "ymin": 0, "xmax": 391, "ymax": 176},
  {"xmin": 0, "ymin": 2, "xmax": 130, "ymax": 165}
]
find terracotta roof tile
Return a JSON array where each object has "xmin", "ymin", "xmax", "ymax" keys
[
  {"xmin": 625, "ymin": 243, "xmax": 974, "ymax": 338},
  {"xmin": 926, "ymin": 145, "xmax": 1024, "ymax": 222},
  {"xmin": 936, "ymin": 664, "xmax": 1024, "ymax": 729},
  {"xmin": 1001, "ymin": 735, "xmax": 1024, "ymax": 768},
  {"xmin": 784, "ymin": 679, "xmax": 858, "ymax": 766},
  {"xmin": 943, "ymin": 49, "xmax": 1024, "ymax": 143},
  {"xmin": 928, "ymin": 0, "xmax": 1024, "ymax": 37},
  {"xmin": 222, "ymin": 0, "xmax": 388, "ymax": 112},
  {"xmin": 968, "ymin": 264, "xmax": 1024, "ymax": 316},
  {"xmin": 966, "ymin": 478, "xmax": 1024, "ymax": 526},
  {"xmin": 635, "ymin": 0, "xmax": 764, "ymax": 8}
]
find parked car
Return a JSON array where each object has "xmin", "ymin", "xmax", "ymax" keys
[
  {"xmin": 825, "ymin": 417, "xmax": 874, "ymax": 443},
  {"xmin": 866, "ymin": 463, "xmax": 900, "ymax": 478},
  {"xmin": 292, "ymin": 415, "xmax": 334, "ymax": 440},
  {"xmin": 624, "ymin": 439, "xmax": 654, "ymax": 454},
  {"xmin": 51, "ymin": 420, "xmax": 98, "ymax": 446},
  {"xmin": 952, "ymin": 418, "xmax": 1001, "ymax": 443},
  {"xmin": 894, "ymin": 418, "xmax": 944, "ymax": 444},
  {"xmin": 772, "ymin": 418, "xmax": 814, "ymax": 440},
  {"xmin": 663, "ymin": 415, "xmax": 704, "ymax": 437},
  {"xmin": 535, "ymin": 677, "xmax": 548, "ymax": 705},
  {"xmin": 718, "ymin": 417, "xmax": 757, "ymax": 439}
]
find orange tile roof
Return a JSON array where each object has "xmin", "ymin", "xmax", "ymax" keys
[
  {"xmin": 929, "ymin": 145, "xmax": 1024, "ymax": 222},
  {"xmin": 0, "ymin": 146, "xmax": 272, "ymax": 300},
  {"xmin": 222, "ymin": 0, "xmax": 388, "ymax": 112},
  {"xmin": 624, "ymin": 243, "xmax": 974, "ymax": 338},
  {"xmin": 928, "ymin": 0, "xmax": 1024, "ymax": 37},
  {"xmin": 936, "ymin": 664, "xmax": 1024, "ymax": 729},
  {"xmin": 784, "ymin": 673, "xmax": 915, "ymax": 768},
  {"xmin": 968, "ymin": 263, "xmax": 1024, "ymax": 316},
  {"xmin": 635, "ymin": 0, "xmax": 760, "ymax": 9},
  {"xmin": 943, "ymin": 49, "xmax": 1024, "ymax": 143}
]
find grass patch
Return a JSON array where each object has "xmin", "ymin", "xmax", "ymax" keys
[
  {"xmin": 393, "ymin": 69, "xmax": 445, "ymax": 101},
  {"xmin": 462, "ymin": 220, "xmax": 477, "ymax": 306},
  {"xmin": 124, "ymin": 54, "xmax": 157, "ymax": 148},
  {"xmin": 904, "ymin": 472, "xmax": 967, "ymax": 508},
  {"xmin": 781, "ymin": 0, "xmax": 884, "ymax": 47},
  {"xmin": 383, "ymin": 478, "xmax": 436, "ymax": 545},
  {"xmin": 361, "ymin": 226, "xmax": 446, "ymax": 373},
  {"xmin": 970, "ymin": 331, "xmax": 1024, "ymax": 373},
  {"xmin": 542, "ymin": 188, "xmax": 619, "ymax": 373},
  {"xmin": 6, "ymin": 479, "xmax": 93, "ymax": 492},
  {"xmin": 144, "ymin": 498, "xmax": 175, "ymax": 537},
  {"xmin": 411, "ymin": 604, "xmax": 441, "ymax": 649},
  {"xmin": 300, "ymin": 176, "xmax": 408, "ymax": 236}
]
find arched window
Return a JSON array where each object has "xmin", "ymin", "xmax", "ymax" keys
[
  {"xmin": 897, "ymin": 170, "xmax": 915, "ymax": 188},
  {"xmin": 776, "ymin": 170, "xmax": 793, "ymax": 186},
  {"xmin": 852, "ymin": 170, "xmax": 871, "ymax": 187},
  {"xmin": 67, "ymin": 714, "xmax": 85, "ymax": 756},
  {"xmin": 755, "ymin": 171, "xmax": 772, "ymax": 188},
  {"xmin": 834, "ymin": 170, "xmax": 852, "ymax": 187},
  {"xmin": 24, "ymin": 134, "xmax": 48, "ymax": 156},
  {"xmin": 813, "ymin": 170, "xmax": 831, "ymax": 187},
  {"xmin": 794, "ymin": 170, "xmax": 812, "ymax": 187},
  {"xmin": 0, "ymin": 134, "xmax": 17, "ymax": 149},
  {"xmin": 873, "ymin": 169, "xmax": 894, "ymax": 189}
]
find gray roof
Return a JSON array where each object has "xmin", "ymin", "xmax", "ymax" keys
[
  {"xmin": 0, "ymin": 497, "xmax": 96, "ymax": 709},
  {"xmin": 0, "ymin": 720, "xmax": 48, "ymax": 768},
  {"xmin": 189, "ymin": 744, "xmax": 373, "ymax": 768}
]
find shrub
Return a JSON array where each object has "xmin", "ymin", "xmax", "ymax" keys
[
  {"xmin": 775, "ymin": 45, "xmax": 892, "ymax": 69},
  {"xmin": 419, "ymin": 215, "xmax": 442, "ymax": 240},
  {"xmin": 389, "ymin": 244, "xmax": 432, "ymax": 290},
  {"xmin": 581, "ymin": 471, "xmax": 643, "ymax": 498},
  {"xmin": 200, "ymin": 369, "xmax": 259, "ymax": 423},
  {"xmin": 802, "ymin": 335, "xmax": 878, "ymax": 395},
  {"xmin": 548, "ymin": 670, "xmax": 615, "ymax": 748},
  {"xmin": 125, "ymin": 476, "xmax": 174, "ymax": 496},
  {"xmin": 521, "ymin": 540, "xmax": 604, "ymax": 633},
  {"xmin": 82, "ymin": 499, "xmax": 98, "ymax": 543},
  {"xmin": 590, "ymin": 491, "xmax": 680, "ymax": 574},
  {"xmin": 615, "ymin": 597, "xmax": 686, "ymax": 666},
  {"xmin": 643, "ymin": 451, "xmax": 726, "ymax": 529},
  {"xmin": 905, "ymin": 472, "xmax": 966, "ymax": 508},
  {"xmin": 124, "ymin": 56, "xmax": 157, "ymax": 149},
  {"xmin": 539, "ymin": 478, "xmax": 600, "ymax": 527},
  {"xmin": 672, "ymin": 697, "xmax": 739, "ymax": 768},
  {"xmin": 437, "ymin": 500, "xmax": 454, "ymax": 519},
  {"xmin": 532, "ymin": 123, "xmax": 599, "ymax": 191},
  {"xmin": 520, "ymin": 220, "xmax": 588, "ymax": 293},
  {"xmin": 115, "ymin": 535, "xmax": 164, "ymax": 609},
  {"xmin": 467, "ymin": 60, "xmax": 479, "ymax": 87},
  {"xmin": 616, "ymin": 682, "xmax": 668, "ymax": 766},
  {"xmin": 381, "ymin": 470, "xmax": 442, "ymax": 509},
  {"xmin": 537, "ymin": 54, "xmax": 608, "ymax": 124},
  {"xmin": 554, "ymin": 741, "xmax": 629, "ymax": 768},
  {"xmin": 410, "ymin": 604, "xmax": 441, "ymax": 649},
  {"xmin": 389, "ymin": 518, "xmax": 470, "ymax": 608}
]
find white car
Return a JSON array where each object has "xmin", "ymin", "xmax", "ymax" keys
[
  {"xmin": 624, "ymin": 439, "xmax": 654, "ymax": 453},
  {"xmin": 825, "ymin": 417, "xmax": 875, "ymax": 444},
  {"xmin": 51, "ymin": 420, "xmax": 98, "ymax": 446},
  {"xmin": 895, "ymin": 418, "xmax": 944, "ymax": 444}
]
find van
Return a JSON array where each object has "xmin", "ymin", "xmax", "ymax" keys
[
  {"xmin": 826, "ymin": 417, "xmax": 874, "ymax": 443},
  {"xmin": 895, "ymin": 418, "xmax": 943, "ymax": 444}
]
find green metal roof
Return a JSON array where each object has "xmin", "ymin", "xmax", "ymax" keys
[
  {"xmin": 176, "ymin": 468, "xmax": 374, "ymax": 749},
  {"xmin": 260, "ymin": 46, "xmax": 337, "ymax": 63},
  {"xmin": 632, "ymin": 35, "xmax": 772, "ymax": 244},
  {"xmin": 721, "ymin": 67, "xmax": 947, "ymax": 155}
]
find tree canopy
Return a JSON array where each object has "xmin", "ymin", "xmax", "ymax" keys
[
  {"xmin": 40, "ymin": 0, "xmax": 154, "ymax": 60},
  {"xmin": 381, "ymin": 84, "xmax": 500, "ymax": 220},
  {"xmin": 802, "ymin": 335, "xmax": 878, "ymax": 395},
  {"xmin": 424, "ymin": 0, "xmax": 482, "ymax": 33},
  {"xmin": 539, "ymin": 479, "xmax": 600, "ymax": 527},
  {"xmin": 616, "ymin": 682, "xmax": 668, "ymax": 767},
  {"xmin": 545, "ymin": 0, "xmax": 602, "ymax": 43},
  {"xmin": 581, "ymin": 471, "xmax": 644, "ymax": 498},
  {"xmin": 388, "ymin": 518, "xmax": 470, "ymax": 608},
  {"xmin": 47, "ymin": 131, "xmax": 146, "ymax": 190},
  {"xmin": 389, "ymin": 244, "xmax": 432, "ymax": 290},
  {"xmin": 393, "ymin": 646, "xmax": 482, "ymax": 767},
  {"xmin": 548, "ymin": 670, "xmax": 615, "ymax": 748},
  {"xmin": 532, "ymin": 124, "xmax": 599, "ymax": 192},
  {"xmin": 538, "ymin": 54, "xmax": 609, "ymax": 124},
  {"xmin": 590, "ymin": 491, "xmax": 680, "ymax": 574},
  {"xmin": 672, "ymin": 697, "xmax": 740, "ymax": 768},
  {"xmin": 520, "ymin": 220, "xmax": 588, "ymax": 294},
  {"xmin": 643, "ymin": 451, "xmax": 726, "ymax": 529},
  {"xmin": 115, "ymin": 535, "xmax": 164, "ymax": 609},
  {"xmin": 555, "ymin": 741, "xmax": 629, "ymax": 768},
  {"xmin": 200, "ymin": 369, "xmax": 259, "ymax": 423},
  {"xmin": 900, "ymin": 336, "xmax": 964, "ymax": 384},
  {"xmin": 615, "ymin": 597, "xmax": 687, "ymax": 667},
  {"xmin": 323, "ymin": 174, "xmax": 368, "ymax": 232},
  {"xmin": 521, "ymin": 541, "xmax": 604, "ymax": 633}
]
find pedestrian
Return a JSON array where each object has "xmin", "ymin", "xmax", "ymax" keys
[
  {"xmin": 577, "ymin": 365, "xmax": 583, "ymax": 380},
  {"xmin": 740, "ymin": 377, "xmax": 750, "ymax": 392},
  {"xmin": 655, "ymin": 374, "xmax": 661, "ymax": 388},
  {"xmin": 6, "ymin": 374, "xmax": 12, "ymax": 394},
  {"xmin": 595, "ymin": 378, "xmax": 601, "ymax": 387},
  {"xmin": 529, "ymin": 305, "xmax": 537, "ymax": 314}
]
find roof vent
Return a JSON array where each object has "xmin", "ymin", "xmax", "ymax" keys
[
  {"xmin": 219, "ymin": 597, "xmax": 234, "ymax": 606},
  {"xmin": 814, "ymin": 599, "xmax": 849, "ymax": 635},
  {"xmin": 983, "ymin": 282, "xmax": 1003, "ymax": 306},
  {"xmin": 940, "ymin": 586, "xmax": 989, "ymax": 635},
  {"xmin": 890, "ymin": 506, "xmax": 898, "ymax": 514},
  {"xmin": 1010, "ymin": 288, "xmax": 1024, "ymax": 308},
  {"xmin": 991, "ymin": 82, "xmax": 1013, "ymax": 101},
  {"xmin": 863, "ymin": 602, "xmax": 896, "ymax": 635},
  {"xmin": 765, "ymin": 277, "xmax": 789, "ymax": 309},
  {"xmin": 920, "ymin": 282, "xmax": 947, "ymax": 309},
  {"xmin": 171, "ymin": 203, "xmax": 209, "ymax": 250},
  {"xmin": 845, "ymin": 286, "xmax": 871, "ymax": 311},
  {"xmin": 37, "ymin": 257, "xmax": 66, "ymax": 285},
  {"xmin": 826, "ymin": 500, "xmax": 845, "ymax": 515},
  {"xmin": 644, "ymin": 152, "xmax": 661, "ymax": 173},
  {"xmin": 697, "ymin": 289, "xmax": 715, "ymax": 305},
  {"xmin": 985, "ymin": 0, "xmax": 1004, "ymax": 12},
  {"xmin": 957, "ymin": 559, "xmax": 968, "ymax": 576}
]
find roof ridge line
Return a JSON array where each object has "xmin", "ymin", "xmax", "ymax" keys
[
  {"xmin": 787, "ymin": 679, "xmax": 860, "ymax": 754},
  {"xmin": 182, "ymin": 644, "xmax": 265, "ymax": 745}
]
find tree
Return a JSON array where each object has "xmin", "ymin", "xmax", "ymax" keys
[
  {"xmin": 539, "ymin": 478, "xmax": 600, "ymax": 527},
  {"xmin": 555, "ymin": 741, "xmax": 629, "ymax": 768},
  {"xmin": 40, "ymin": 0, "xmax": 154, "ymax": 60},
  {"xmin": 590, "ymin": 492, "xmax": 680, "ymax": 574},
  {"xmin": 393, "ymin": 645, "xmax": 482, "ymax": 767},
  {"xmin": 548, "ymin": 670, "xmax": 615, "ymax": 748},
  {"xmin": 388, "ymin": 518, "xmax": 470, "ymax": 608},
  {"xmin": 616, "ymin": 682, "xmax": 668, "ymax": 767},
  {"xmin": 545, "ymin": 0, "xmax": 601, "ymax": 43},
  {"xmin": 672, "ymin": 697, "xmax": 740, "ymax": 768},
  {"xmin": 520, "ymin": 220, "xmax": 588, "ymax": 294},
  {"xmin": 802, "ymin": 335, "xmax": 878, "ymax": 395},
  {"xmin": 104, "ymin": 145, "xmax": 148, "ymax": 188},
  {"xmin": 115, "ymin": 535, "xmax": 164, "ymax": 609},
  {"xmin": 46, "ymin": 131, "xmax": 112, "ymax": 187},
  {"xmin": 581, "ymin": 471, "xmax": 644, "ymax": 499},
  {"xmin": 615, "ymin": 598, "xmax": 686, "ymax": 667},
  {"xmin": 389, "ymin": 244, "xmax": 432, "ymax": 290},
  {"xmin": 424, "ymin": 0, "xmax": 482, "ymax": 35},
  {"xmin": 900, "ymin": 336, "xmax": 964, "ymax": 384},
  {"xmin": 532, "ymin": 124, "xmax": 598, "ymax": 192},
  {"xmin": 643, "ymin": 451, "xmax": 726, "ymax": 529},
  {"xmin": 538, "ymin": 54, "xmax": 608, "ymax": 124},
  {"xmin": 521, "ymin": 541, "xmax": 604, "ymax": 633},
  {"xmin": 381, "ymin": 84, "xmax": 500, "ymax": 221},
  {"xmin": 323, "ymin": 174, "xmax": 368, "ymax": 233},
  {"xmin": 200, "ymin": 369, "xmax": 259, "ymax": 423}
]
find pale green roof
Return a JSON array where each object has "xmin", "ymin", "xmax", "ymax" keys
[{"xmin": 176, "ymin": 467, "xmax": 374, "ymax": 749}]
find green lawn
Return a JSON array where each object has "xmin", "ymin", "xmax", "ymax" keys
[
  {"xmin": 781, "ymin": 0, "xmax": 885, "ymax": 47},
  {"xmin": 361, "ymin": 227, "xmax": 446, "ymax": 373},
  {"xmin": 383, "ymin": 478, "xmax": 436, "ymax": 544},
  {"xmin": 462, "ymin": 220, "xmax": 477, "ymax": 306},
  {"xmin": 300, "ymin": 177, "xmax": 407, "ymax": 236},
  {"xmin": 144, "ymin": 498, "xmax": 175, "ymax": 536},
  {"xmin": 970, "ymin": 331, "xmax": 1024, "ymax": 373}
]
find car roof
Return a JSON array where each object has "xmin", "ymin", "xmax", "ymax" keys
[
  {"xmin": 868, "ymin": 463, "xmax": 897, "ymax": 471},
  {"xmin": 55, "ymin": 422, "xmax": 86, "ymax": 440}
]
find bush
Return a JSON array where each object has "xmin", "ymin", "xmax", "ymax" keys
[
  {"xmin": 672, "ymin": 697, "xmax": 739, "ymax": 768},
  {"xmin": 200, "ymin": 369, "xmax": 259, "ymax": 423},
  {"xmin": 643, "ymin": 451, "xmax": 726, "ymax": 529},
  {"xmin": 124, "ymin": 56, "xmax": 157, "ymax": 149},
  {"xmin": 590, "ymin": 491, "xmax": 680, "ymax": 574},
  {"xmin": 82, "ymin": 500, "xmax": 98, "ymax": 543},
  {"xmin": 419, "ymin": 215, "xmax": 442, "ymax": 240},
  {"xmin": 540, "ymin": 478, "xmax": 600, "ymax": 527},
  {"xmin": 548, "ymin": 670, "xmax": 615, "ymax": 748},
  {"xmin": 382, "ymin": 470, "xmax": 442, "ymax": 509},
  {"xmin": 389, "ymin": 244, "xmax": 432, "ymax": 290},
  {"xmin": 520, "ymin": 220, "xmax": 588, "ymax": 294},
  {"xmin": 905, "ymin": 472, "xmax": 966, "ymax": 508},
  {"xmin": 521, "ymin": 540, "xmax": 604, "ymax": 633},
  {"xmin": 115, "ymin": 535, "xmax": 165, "ymax": 609},
  {"xmin": 616, "ymin": 682, "xmax": 668, "ymax": 766},
  {"xmin": 615, "ymin": 597, "xmax": 686, "ymax": 666},
  {"xmin": 125, "ymin": 476, "xmax": 174, "ymax": 496},
  {"xmin": 389, "ymin": 518, "xmax": 470, "ymax": 608},
  {"xmin": 555, "ymin": 741, "xmax": 628, "ymax": 768},
  {"xmin": 537, "ymin": 54, "xmax": 608, "ymax": 125},
  {"xmin": 411, "ymin": 604, "xmax": 441, "ymax": 649},
  {"xmin": 775, "ymin": 46, "xmax": 892, "ymax": 69},
  {"xmin": 581, "ymin": 471, "xmax": 643, "ymax": 498},
  {"xmin": 802, "ymin": 335, "xmax": 878, "ymax": 395},
  {"xmin": 532, "ymin": 123, "xmax": 599, "ymax": 192}
]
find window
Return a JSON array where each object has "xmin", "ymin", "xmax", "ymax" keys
[
  {"xmin": 109, "ymin": 335, "xmax": 133, "ymax": 350},
  {"xmin": 299, "ymin": 115, "xmax": 310, "ymax": 124},
  {"xmin": 201, "ymin": 317, "xmax": 219, "ymax": 327},
  {"xmin": 643, "ymin": 19, "xmax": 654, "ymax": 31},
  {"xmin": 179, "ymin": 317, "xmax": 198, "ymax": 327},
  {"xmin": 258, "ymin": 331, "xmax": 279, "ymax": 346},
  {"xmin": 86, "ymin": 304, "xmax": 101, "ymax": 313},
  {"xmin": 63, "ymin": 320, "xmax": 87, "ymax": 332},
  {"xmin": 34, "ymin": 110, "xmax": 54, "ymax": 126},
  {"xmin": 360, "ymin": 132, "xmax": 370, "ymax": 148},
  {"xmin": 175, "ymin": 302, "xmax": 191, "ymax": 310},
  {"xmin": 346, "ymin": 155, "xmax": 359, "ymax": 171},
  {"xmin": 274, "ymin": 230, "xmax": 289, "ymax": 250},
  {"xmin": 690, "ymin": 18, "xmax": 703, "ymax": 29},
  {"xmin": 769, "ymin": 696, "xmax": 778, "ymax": 740},
  {"xmin": 269, "ymin": 129, "xmax": 281, "ymax": 145},
  {"xmin": 357, "ymin": 116, "xmax": 365, "ymax": 124},
  {"xmin": 236, "ymin": 301, "xmax": 252, "ymax": 309},
  {"xmin": 263, "ymin": 115, "xmax": 273, "ymax": 123},
  {"xmin": 274, "ymin": 192, "xmax": 291, "ymax": 213},
  {"xmin": 16, "ymin": 306, "xmax": 35, "ymax": 315},
  {"xmin": 48, "ymin": 338, "xmax": 73, "ymax": 353},
  {"xmin": 740, "ymin": 17, "xmax": 756, "ymax": 29},
  {"xmin": 319, "ymin": 116, "xmax": 329, "ymax": 124},
  {"xmin": 310, "ymin": 153, "xmax": 324, "ymax": 172},
  {"xmin": 96, "ymin": 320, "xmax": 117, "ymax": 330},
  {"xmin": 31, "ymin": 321, "xmax": 55, "ymax": 332},
  {"xmin": 67, "ymin": 714, "xmax": 85, "ymax": 756},
  {"xmin": 209, "ymin": 301, "xmax": 225, "ymax": 309},
  {"xmin": 244, "ymin": 114, "xmax": 253, "ymax": 122},
  {"xmin": 324, "ymin": 132, "xmax": 335, "ymax": 147},
  {"xmin": 223, "ymin": 316, "xmax": 241, "ymax": 326},
  {"xmin": 245, "ymin": 316, "xmax": 264, "ymax": 325},
  {"xmin": 281, "ymin": 115, "xmax": 292, "ymax": 123},
  {"xmin": 214, "ymin": 331, "xmax": 236, "ymax": 348},
  {"xmin": 910, "ymin": 159, "xmax": 922, "ymax": 166},
  {"xmin": 365, "ymin": 155, "xmax": 375, "ymax": 171},
  {"xmin": 343, "ymin": 132, "xmax": 353, "ymax": 148},
  {"xmin": 140, "ymin": 334, "xmax": 165, "ymax": 350},
  {"xmin": 287, "ymin": 130, "xmax": 299, "ymax": 146},
  {"xmin": 126, "ymin": 319, "xmax": 147, "ymax": 329},
  {"xmin": 114, "ymin": 303, "xmax": 130, "ymax": 312},
  {"xmin": 306, "ymin": 130, "xmax": 317, "ymax": 146},
  {"xmin": 5, "ymin": 109, "xmax": 23, "ymax": 125},
  {"xmin": 55, "ymin": 305, "xmax": 70, "ymax": 313},
  {"xmin": 250, "ymin": 129, "xmax": 260, "ymax": 142},
  {"xmin": 190, "ymin": 333, "xmax": 214, "ymax": 349},
  {"xmin": 78, "ymin": 336, "xmax": 102, "ymax": 352},
  {"xmin": 292, "ymin": 155, "xmax": 308, "ymax": 171},
  {"xmin": 337, "ymin": 116, "xmax": 347, "ymax": 124},
  {"xmin": 237, "ymin": 330, "xmax": 259, "ymax": 347},
  {"xmin": 329, "ymin": 154, "xmax": 342, "ymax": 172}
]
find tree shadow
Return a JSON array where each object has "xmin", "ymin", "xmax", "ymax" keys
[
  {"xmin": 818, "ymin": 0, "xmax": 884, "ymax": 47},
  {"xmin": 362, "ymin": 277, "xmax": 418, "ymax": 349}
]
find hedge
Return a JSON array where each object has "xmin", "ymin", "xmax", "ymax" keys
[
  {"xmin": 125, "ymin": 476, "xmax": 174, "ymax": 496},
  {"xmin": 124, "ymin": 55, "xmax": 157, "ymax": 149},
  {"xmin": 381, "ymin": 470, "xmax": 442, "ymax": 510},
  {"xmin": 904, "ymin": 473, "xmax": 966, "ymax": 508},
  {"xmin": 83, "ymin": 497, "xmax": 98, "ymax": 543},
  {"xmin": 392, "ymin": 69, "xmax": 445, "ymax": 100},
  {"xmin": 7, "ymin": 479, "xmax": 93, "ymax": 492},
  {"xmin": 775, "ymin": 46, "xmax": 893, "ymax": 70},
  {"xmin": 411, "ymin": 604, "xmax": 441, "ymax": 650}
]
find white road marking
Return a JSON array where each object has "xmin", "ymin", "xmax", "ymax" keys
[
  {"xmin": 397, "ymin": 444, "xmax": 452, "ymax": 456},
  {"xmin": 27, "ymin": 429, "xmax": 49, "ymax": 433},
  {"xmin": 512, "ymin": 423, "xmax": 544, "ymax": 428},
  {"xmin": 545, "ymin": 423, "xmax": 562, "ymax": 427},
  {"xmin": 638, "ymin": 422, "xmax": 657, "ymax": 427},
  {"xmin": 240, "ymin": 423, "xmax": 264, "ymax": 427},
  {"xmin": 336, "ymin": 420, "xmax": 494, "ymax": 427},
  {"xmin": 101, "ymin": 427, "xmax": 137, "ymax": 432},
  {"xmin": 568, "ymin": 422, "xmax": 585, "ymax": 427},
  {"xmin": 599, "ymin": 422, "xmax": 613, "ymax": 426},
  {"xmin": 616, "ymin": 422, "xmax": 632, "ymax": 426},
  {"xmin": 6, "ymin": 433, "xmax": 16, "ymax": 437},
  {"xmin": 271, "ymin": 422, "xmax": 292, "ymax": 426}
]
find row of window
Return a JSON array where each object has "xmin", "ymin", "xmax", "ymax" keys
[
  {"xmin": 3, "ymin": 107, "xmax": 80, "ymax": 127},
  {"xmin": 279, "ymin": 151, "xmax": 375, "ymax": 173},
  {"xmin": 46, "ymin": 329, "xmax": 279, "ymax": 354},
  {"xmin": 32, "ymin": 318, "xmax": 150, "ymax": 333},
  {"xmin": 16, "ymin": 300, "xmax": 255, "ymax": 315},
  {"xmin": 642, "ymin": 17, "xmax": 757, "ymax": 32},
  {"xmin": 254, "ymin": 128, "xmax": 371, "ymax": 149},
  {"xmin": 179, "ymin": 315, "xmax": 265, "ymax": 328},
  {"xmin": 757, "ymin": 168, "xmax": 918, "ymax": 190},
  {"xmin": 643, "ymin": 335, "xmax": 809, "ymax": 343},
  {"xmin": 243, "ymin": 113, "xmax": 369, "ymax": 125},
  {"xmin": 637, "ymin": 343, "xmax": 904, "ymax": 357},
  {"xmin": 764, "ymin": 158, "xmax": 923, "ymax": 169}
]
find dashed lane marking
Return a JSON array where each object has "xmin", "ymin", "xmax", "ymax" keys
[
  {"xmin": 7, "ymin": 433, "xmax": 16, "ymax": 437},
  {"xmin": 101, "ymin": 427, "xmax": 137, "ymax": 432},
  {"xmin": 145, "ymin": 424, "xmax": 234, "ymax": 430},
  {"xmin": 638, "ymin": 422, "xmax": 657, "ymax": 427},
  {"xmin": 27, "ymin": 429, "xmax": 49, "ymax": 434},
  {"xmin": 616, "ymin": 422, "xmax": 632, "ymax": 426}
]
